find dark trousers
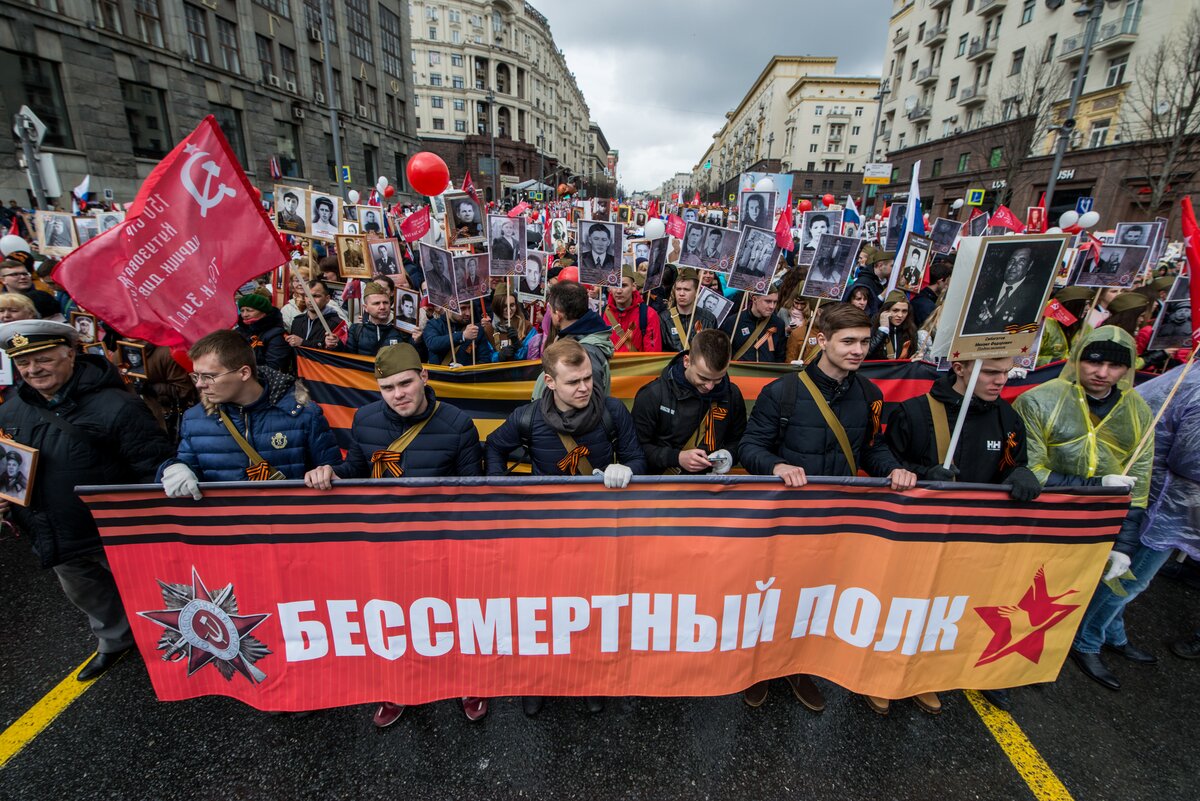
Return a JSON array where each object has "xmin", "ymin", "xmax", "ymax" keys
[{"xmin": 52, "ymin": 553, "xmax": 133, "ymax": 654}]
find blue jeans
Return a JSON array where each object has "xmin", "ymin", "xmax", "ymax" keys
[{"xmin": 1073, "ymin": 545, "xmax": 1174, "ymax": 654}]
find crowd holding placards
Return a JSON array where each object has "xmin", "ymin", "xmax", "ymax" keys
[{"xmin": 0, "ymin": 177, "xmax": 1196, "ymax": 728}]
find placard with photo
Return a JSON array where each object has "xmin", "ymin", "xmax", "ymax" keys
[
  {"xmin": 36, "ymin": 210, "xmax": 78, "ymax": 256},
  {"xmin": 799, "ymin": 210, "xmax": 844, "ymax": 266},
  {"xmin": 394, "ymin": 288, "xmax": 421, "ymax": 334},
  {"xmin": 453, "ymin": 252, "xmax": 489, "ymax": 302},
  {"xmin": 928, "ymin": 218, "xmax": 963, "ymax": 254},
  {"xmin": 0, "ymin": 438, "xmax": 38, "ymax": 507},
  {"xmin": 309, "ymin": 192, "xmax": 341, "ymax": 241},
  {"xmin": 446, "ymin": 193, "xmax": 485, "ymax": 245},
  {"xmin": 1113, "ymin": 221, "xmax": 1160, "ymax": 248},
  {"xmin": 967, "ymin": 213, "xmax": 990, "ymax": 237},
  {"xmin": 488, "ymin": 214, "xmax": 528, "ymax": 276},
  {"xmin": 117, "ymin": 340, "xmax": 149, "ymax": 380},
  {"xmin": 696, "ymin": 285, "xmax": 735, "ymax": 327},
  {"xmin": 1074, "ymin": 244, "xmax": 1149, "ymax": 288},
  {"xmin": 1147, "ymin": 275, "xmax": 1193, "ymax": 350},
  {"xmin": 70, "ymin": 311, "xmax": 98, "ymax": 344},
  {"xmin": 728, "ymin": 227, "xmax": 782, "ymax": 293},
  {"xmin": 74, "ymin": 216, "xmax": 101, "ymax": 245},
  {"xmin": 739, "ymin": 191, "xmax": 776, "ymax": 231},
  {"xmin": 336, "ymin": 235, "xmax": 371, "ymax": 279},
  {"xmin": 549, "ymin": 217, "xmax": 570, "ymax": 250},
  {"xmin": 365, "ymin": 238, "xmax": 403, "ymax": 277},
  {"xmin": 518, "ymin": 251, "xmax": 549, "ymax": 302},
  {"xmin": 94, "ymin": 210, "xmax": 125, "ymax": 233},
  {"xmin": 576, "ymin": 219, "xmax": 623, "ymax": 287},
  {"xmin": 641, "ymin": 238, "xmax": 670, "ymax": 293},
  {"xmin": 896, "ymin": 234, "xmax": 933, "ymax": 293},
  {"xmin": 677, "ymin": 221, "xmax": 736, "ymax": 275},
  {"xmin": 357, "ymin": 206, "xmax": 386, "ymax": 235},
  {"xmin": 273, "ymin": 186, "xmax": 307, "ymax": 234},
  {"xmin": 802, "ymin": 234, "xmax": 862, "ymax": 300},
  {"xmin": 418, "ymin": 243, "xmax": 456, "ymax": 309}
]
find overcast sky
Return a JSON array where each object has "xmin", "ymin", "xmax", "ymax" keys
[{"xmin": 535, "ymin": 0, "xmax": 889, "ymax": 192}]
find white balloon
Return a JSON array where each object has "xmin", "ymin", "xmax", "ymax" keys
[
  {"xmin": 951, "ymin": 198, "xmax": 964, "ymax": 210},
  {"xmin": 644, "ymin": 218, "xmax": 666, "ymax": 240},
  {"xmin": 1079, "ymin": 210, "xmax": 1100, "ymax": 229},
  {"xmin": 376, "ymin": 176, "xmax": 389, "ymax": 191},
  {"xmin": 1058, "ymin": 210, "xmax": 1079, "ymax": 228},
  {"xmin": 754, "ymin": 177, "xmax": 776, "ymax": 193},
  {"xmin": 347, "ymin": 189, "xmax": 361, "ymax": 204},
  {"xmin": 1045, "ymin": 226, "xmax": 1063, "ymax": 234},
  {"xmin": 0, "ymin": 234, "xmax": 30, "ymax": 256}
]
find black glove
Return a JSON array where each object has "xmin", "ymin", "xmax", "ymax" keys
[
  {"xmin": 925, "ymin": 464, "xmax": 959, "ymax": 482},
  {"xmin": 1007, "ymin": 466, "xmax": 1042, "ymax": 502},
  {"xmin": 498, "ymin": 345, "xmax": 516, "ymax": 362}
]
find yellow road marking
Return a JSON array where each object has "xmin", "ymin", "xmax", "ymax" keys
[
  {"xmin": 965, "ymin": 690, "xmax": 1075, "ymax": 801},
  {"xmin": 0, "ymin": 657, "xmax": 100, "ymax": 770}
]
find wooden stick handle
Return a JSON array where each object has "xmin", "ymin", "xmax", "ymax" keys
[{"xmin": 1122, "ymin": 341, "xmax": 1200, "ymax": 474}]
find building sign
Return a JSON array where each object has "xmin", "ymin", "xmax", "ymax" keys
[
  {"xmin": 966, "ymin": 189, "xmax": 986, "ymax": 206},
  {"xmin": 340, "ymin": 166, "xmax": 352, "ymax": 184},
  {"xmin": 863, "ymin": 163, "xmax": 893, "ymax": 185}
]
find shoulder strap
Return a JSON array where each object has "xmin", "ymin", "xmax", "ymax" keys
[
  {"xmin": 777, "ymin": 369, "xmax": 799, "ymax": 441},
  {"xmin": 797, "ymin": 372, "xmax": 857, "ymax": 475},
  {"xmin": 372, "ymin": 402, "xmax": 441, "ymax": 478},
  {"xmin": 605, "ymin": 308, "xmax": 634, "ymax": 351},
  {"xmin": 668, "ymin": 307, "xmax": 690, "ymax": 349},
  {"xmin": 555, "ymin": 431, "xmax": 594, "ymax": 475},
  {"xmin": 926, "ymin": 394, "xmax": 952, "ymax": 465},
  {"xmin": 732, "ymin": 316, "xmax": 771, "ymax": 360},
  {"xmin": 31, "ymin": 403, "xmax": 110, "ymax": 449},
  {"xmin": 639, "ymin": 303, "xmax": 648, "ymax": 342},
  {"xmin": 218, "ymin": 409, "xmax": 266, "ymax": 466}
]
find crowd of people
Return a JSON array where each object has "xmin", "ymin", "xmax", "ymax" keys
[{"xmin": 0, "ymin": 196, "xmax": 1195, "ymax": 731}]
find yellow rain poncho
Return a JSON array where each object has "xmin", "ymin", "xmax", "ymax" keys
[{"xmin": 1014, "ymin": 326, "xmax": 1152, "ymax": 509}]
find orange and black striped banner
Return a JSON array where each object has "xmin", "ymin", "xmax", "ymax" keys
[{"xmin": 80, "ymin": 478, "xmax": 1126, "ymax": 711}]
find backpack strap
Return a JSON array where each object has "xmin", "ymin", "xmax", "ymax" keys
[
  {"xmin": 926, "ymin": 395, "xmax": 952, "ymax": 465},
  {"xmin": 797, "ymin": 371, "xmax": 857, "ymax": 475},
  {"xmin": 504, "ymin": 401, "xmax": 537, "ymax": 474},
  {"xmin": 776, "ymin": 369, "xmax": 799, "ymax": 442}
]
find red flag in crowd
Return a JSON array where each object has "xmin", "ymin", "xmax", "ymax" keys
[
  {"xmin": 775, "ymin": 190, "xmax": 794, "ymax": 250},
  {"xmin": 989, "ymin": 205, "xmax": 1026, "ymax": 233},
  {"xmin": 507, "ymin": 201, "xmax": 530, "ymax": 218},
  {"xmin": 671, "ymin": 192, "xmax": 679, "ymax": 202},
  {"xmin": 665, "ymin": 214, "xmax": 687, "ymax": 239},
  {"xmin": 462, "ymin": 171, "xmax": 482, "ymax": 209},
  {"xmin": 53, "ymin": 115, "xmax": 287, "ymax": 348},
  {"xmin": 399, "ymin": 207, "xmax": 431, "ymax": 242},
  {"xmin": 647, "ymin": 199, "xmax": 659, "ymax": 219},
  {"xmin": 968, "ymin": 207, "xmax": 985, "ymax": 221},
  {"xmin": 1043, "ymin": 299, "xmax": 1078, "ymax": 326},
  {"xmin": 1181, "ymin": 196, "xmax": 1200, "ymax": 342},
  {"xmin": 692, "ymin": 191, "xmax": 701, "ymax": 205}
]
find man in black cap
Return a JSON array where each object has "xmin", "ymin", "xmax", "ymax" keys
[
  {"xmin": 304, "ymin": 343, "xmax": 485, "ymax": 727},
  {"xmin": 0, "ymin": 319, "xmax": 173, "ymax": 680}
]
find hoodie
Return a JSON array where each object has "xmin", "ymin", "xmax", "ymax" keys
[
  {"xmin": 532, "ymin": 309, "xmax": 614, "ymax": 399},
  {"xmin": 604, "ymin": 289, "xmax": 663, "ymax": 353}
]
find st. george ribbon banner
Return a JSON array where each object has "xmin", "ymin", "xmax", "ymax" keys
[{"xmin": 78, "ymin": 478, "xmax": 1127, "ymax": 711}]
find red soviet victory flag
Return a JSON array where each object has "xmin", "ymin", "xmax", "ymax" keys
[
  {"xmin": 1043, "ymin": 299, "xmax": 1078, "ymax": 326},
  {"xmin": 1180, "ymin": 196, "xmax": 1200, "ymax": 345},
  {"xmin": 989, "ymin": 205, "xmax": 1026, "ymax": 233},
  {"xmin": 775, "ymin": 190, "xmax": 794, "ymax": 250},
  {"xmin": 399, "ymin": 206, "xmax": 431, "ymax": 242},
  {"xmin": 665, "ymin": 214, "xmax": 687, "ymax": 239},
  {"xmin": 53, "ymin": 116, "xmax": 287, "ymax": 348}
]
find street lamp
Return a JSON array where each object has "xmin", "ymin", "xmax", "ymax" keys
[
  {"xmin": 864, "ymin": 79, "xmax": 891, "ymax": 215},
  {"xmin": 485, "ymin": 88, "xmax": 497, "ymax": 203},
  {"xmin": 1044, "ymin": 0, "xmax": 1104, "ymax": 215}
]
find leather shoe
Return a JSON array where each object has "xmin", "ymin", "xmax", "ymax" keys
[
  {"xmin": 742, "ymin": 681, "xmax": 769, "ymax": 708},
  {"xmin": 77, "ymin": 648, "xmax": 130, "ymax": 682},
  {"xmin": 1169, "ymin": 635, "xmax": 1200, "ymax": 660},
  {"xmin": 522, "ymin": 696, "xmax": 544, "ymax": 717},
  {"xmin": 1069, "ymin": 649, "xmax": 1120, "ymax": 690},
  {"xmin": 1104, "ymin": 642, "xmax": 1158, "ymax": 664},
  {"xmin": 980, "ymin": 689, "xmax": 1011, "ymax": 711},
  {"xmin": 372, "ymin": 702, "xmax": 405, "ymax": 728},
  {"xmin": 913, "ymin": 692, "xmax": 942, "ymax": 715},
  {"xmin": 863, "ymin": 695, "xmax": 890, "ymax": 715},
  {"xmin": 785, "ymin": 674, "xmax": 826, "ymax": 713}
]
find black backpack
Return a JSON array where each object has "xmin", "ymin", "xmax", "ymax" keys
[{"xmin": 507, "ymin": 401, "xmax": 620, "ymax": 473}]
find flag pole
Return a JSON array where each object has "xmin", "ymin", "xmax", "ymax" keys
[
  {"xmin": 1122, "ymin": 341, "xmax": 1200, "ymax": 475},
  {"xmin": 800, "ymin": 298, "xmax": 822, "ymax": 363},
  {"xmin": 942, "ymin": 359, "xmax": 983, "ymax": 470}
]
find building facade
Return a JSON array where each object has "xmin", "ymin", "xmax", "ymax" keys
[
  {"xmin": 0, "ymin": 0, "xmax": 421, "ymax": 206},
  {"xmin": 406, "ymin": 0, "xmax": 611, "ymax": 200},
  {"xmin": 876, "ymin": 0, "xmax": 1198, "ymax": 233}
]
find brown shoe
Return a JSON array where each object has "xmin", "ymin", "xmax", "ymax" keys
[
  {"xmin": 913, "ymin": 692, "xmax": 942, "ymax": 715},
  {"xmin": 863, "ymin": 695, "xmax": 891, "ymax": 715},
  {"xmin": 743, "ymin": 680, "xmax": 769, "ymax": 707},
  {"xmin": 784, "ymin": 674, "xmax": 826, "ymax": 712}
]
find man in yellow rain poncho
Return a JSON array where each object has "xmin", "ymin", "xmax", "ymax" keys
[{"xmin": 1014, "ymin": 326, "xmax": 1153, "ymax": 691}]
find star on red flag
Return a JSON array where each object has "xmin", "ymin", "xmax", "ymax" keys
[{"xmin": 974, "ymin": 566, "xmax": 1079, "ymax": 667}]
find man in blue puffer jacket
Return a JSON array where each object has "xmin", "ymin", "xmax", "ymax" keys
[{"xmin": 159, "ymin": 331, "xmax": 341, "ymax": 491}]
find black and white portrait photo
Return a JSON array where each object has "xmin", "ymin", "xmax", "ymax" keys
[
  {"xmin": 576, "ymin": 219, "xmax": 623, "ymax": 287},
  {"xmin": 419, "ymin": 243, "xmax": 456, "ymax": 309},
  {"xmin": 70, "ymin": 311, "xmax": 97, "ymax": 344},
  {"xmin": 550, "ymin": 218, "xmax": 569, "ymax": 250},
  {"xmin": 802, "ymin": 234, "xmax": 862, "ymax": 300},
  {"xmin": 1147, "ymin": 296, "xmax": 1193, "ymax": 351},
  {"xmin": 489, "ymin": 214, "xmax": 528, "ymax": 276},
  {"xmin": 929, "ymin": 218, "xmax": 963, "ymax": 255},
  {"xmin": 642, "ymin": 238, "xmax": 670, "ymax": 293},
  {"xmin": 367, "ymin": 239, "xmax": 402, "ymax": 277},
  {"xmin": 896, "ymin": 234, "xmax": 932, "ymax": 293},
  {"xmin": 967, "ymin": 212, "xmax": 989, "ymax": 237},
  {"xmin": 95, "ymin": 211, "xmax": 125, "ymax": 233},
  {"xmin": 683, "ymin": 208, "xmax": 698, "ymax": 222},
  {"xmin": 799, "ymin": 210, "xmax": 844, "ymax": 265},
  {"xmin": 394, "ymin": 288, "xmax": 420, "ymax": 334},
  {"xmin": 1077, "ymin": 244, "xmax": 1149, "ymax": 289},
  {"xmin": 447, "ymin": 194, "xmax": 484, "ymax": 244},
  {"xmin": 739, "ymin": 191, "xmax": 776, "ymax": 231},
  {"xmin": 309, "ymin": 192, "xmax": 340, "ymax": 240},
  {"xmin": 728, "ymin": 227, "xmax": 782, "ymax": 293},
  {"xmin": 518, "ymin": 251, "xmax": 548, "ymax": 302},
  {"xmin": 74, "ymin": 217, "xmax": 100, "ymax": 245},
  {"xmin": 696, "ymin": 285, "xmax": 734, "ymax": 327},
  {"xmin": 884, "ymin": 205, "xmax": 907, "ymax": 250},
  {"xmin": 37, "ymin": 211, "xmax": 77, "ymax": 256},
  {"xmin": 359, "ymin": 206, "xmax": 384, "ymax": 234},
  {"xmin": 678, "ymin": 221, "xmax": 736, "ymax": 275},
  {"xmin": 960, "ymin": 239, "xmax": 1062, "ymax": 337},
  {"xmin": 118, "ymin": 340, "xmax": 148, "ymax": 379},
  {"xmin": 453, "ymin": 253, "xmax": 489, "ymax": 301},
  {"xmin": 336, "ymin": 235, "xmax": 370, "ymax": 279},
  {"xmin": 1114, "ymin": 222, "xmax": 1156, "ymax": 248},
  {"xmin": 0, "ymin": 440, "xmax": 36, "ymax": 507},
  {"xmin": 273, "ymin": 187, "xmax": 307, "ymax": 234}
]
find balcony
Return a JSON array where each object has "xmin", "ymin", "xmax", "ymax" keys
[
  {"xmin": 1094, "ymin": 17, "xmax": 1140, "ymax": 52},
  {"xmin": 906, "ymin": 103, "xmax": 932, "ymax": 123},
  {"xmin": 822, "ymin": 150, "xmax": 845, "ymax": 162},
  {"xmin": 976, "ymin": 0, "xmax": 1006, "ymax": 17},
  {"xmin": 916, "ymin": 66, "xmax": 939, "ymax": 86},
  {"xmin": 827, "ymin": 133, "xmax": 843, "ymax": 143},
  {"xmin": 958, "ymin": 85, "xmax": 987, "ymax": 106},
  {"xmin": 924, "ymin": 22, "xmax": 948, "ymax": 47},
  {"xmin": 1058, "ymin": 33, "xmax": 1085, "ymax": 61},
  {"xmin": 930, "ymin": 0, "xmax": 951, "ymax": 8},
  {"xmin": 894, "ymin": 28, "xmax": 910, "ymax": 46},
  {"xmin": 967, "ymin": 36, "xmax": 997, "ymax": 61}
]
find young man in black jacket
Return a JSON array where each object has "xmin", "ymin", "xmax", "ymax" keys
[
  {"xmin": 303, "ymin": 343, "xmax": 486, "ymax": 726},
  {"xmin": 631, "ymin": 329, "xmax": 746, "ymax": 474},
  {"xmin": 883, "ymin": 355, "xmax": 1042, "ymax": 714},
  {"xmin": 334, "ymin": 282, "xmax": 419, "ymax": 357},
  {"xmin": 738, "ymin": 303, "xmax": 918, "ymax": 712},
  {"xmin": 722, "ymin": 288, "xmax": 787, "ymax": 363},
  {"xmin": 660, "ymin": 268, "xmax": 718, "ymax": 353}
]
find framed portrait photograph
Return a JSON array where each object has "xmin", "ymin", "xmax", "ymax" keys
[
  {"xmin": 739, "ymin": 191, "xmax": 776, "ymax": 231},
  {"xmin": 549, "ymin": 217, "xmax": 570, "ymax": 250},
  {"xmin": 83, "ymin": 343, "xmax": 107, "ymax": 357},
  {"xmin": 728, "ymin": 227, "xmax": 782, "ymax": 294},
  {"xmin": 418, "ymin": 243, "xmax": 456, "ymax": 309},
  {"xmin": 576, "ymin": 219, "xmax": 623, "ymax": 287},
  {"xmin": 446, "ymin": 193, "xmax": 485, "ymax": 245},
  {"xmin": 356, "ymin": 206, "xmax": 386, "ymax": 235},
  {"xmin": 69, "ymin": 311, "xmax": 98, "ymax": 344},
  {"xmin": 1026, "ymin": 206, "xmax": 1047, "ymax": 233},
  {"xmin": 1113, "ymin": 222, "xmax": 1158, "ymax": 248},
  {"xmin": 799, "ymin": 210, "xmax": 844, "ymax": 266},
  {"xmin": 0, "ymin": 438, "xmax": 38, "ymax": 507},
  {"xmin": 488, "ymin": 214, "xmax": 528, "ymax": 276},
  {"xmin": 117, "ymin": 340, "xmax": 148, "ymax": 380},
  {"xmin": 928, "ymin": 218, "xmax": 963, "ymax": 255},
  {"xmin": 335, "ymin": 235, "xmax": 371, "ymax": 280},
  {"xmin": 706, "ymin": 209, "xmax": 726, "ymax": 227},
  {"xmin": 309, "ymin": 192, "xmax": 341, "ymax": 241},
  {"xmin": 696, "ymin": 285, "xmax": 735, "ymax": 327},
  {"xmin": 394, "ymin": 288, "xmax": 421, "ymax": 334},
  {"xmin": 1075, "ymin": 244, "xmax": 1149, "ymax": 288},
  {"xmin": 273, "ymin": 186, "xmax": 307, "ymax": 234},
  {"xmin": 74, "ymin": 216, "xmax": 101, "ymax": 245},
  {"xmin": 453, "ymin": 252, "xmax": 489, "ymax": 301},
  {"xmin": 365, "ymin": 238, "xmax": 403, "ymax": 277},
  {"xmin": 342, "ymin": 220, "xmax": 361, "ymax": 235},
  {"xmin": 967, "ymin": 212, "xmax": 990, "ymax": 237},
  {"xmin": 36, "ymin": 210, "xmax": 78, "ymax": 256},
  {"xmin": 634, "ymin": 210, "xmax": 648, "ymax": 228},
  {"xmin": 641, "ymin": 238, "xmax": 670, "ymax": 293},
  {"xmin": 518, "ymin": 251, "xmax": 549, "ymax": 302},
  {"xmin": 682, "ymin": 208, "xmax": 698, "ymax": 223},
  {"xmin": 618, "ymin": 205, "xmax": 632, "ymax": 224},
  {"xmin": 94, "ymin": 210, "xmax": 125, "ymax": 233},
  {"xmin": 802, "ymin": 234, "xmax": 862, "ymax": 300},
  {"xmin": 1147, "ymin": 298, "xmax": 1192, "ymax": 351},
  {"xmin": 678, "ymin": 221, "xmax": 736, "ymax": 275},
  {"xmin": 896, "ymin": 234, "xmax": 933, "ymax": 293}
]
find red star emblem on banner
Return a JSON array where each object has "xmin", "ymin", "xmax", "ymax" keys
[{"xmin": 974, "ymin": 566, "xmax": 1079, "ymax": 667}]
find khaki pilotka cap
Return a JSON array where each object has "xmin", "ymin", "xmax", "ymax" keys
[{"xmin": 374, "ymin": 343, "xmax": 422, "ymax": 378}]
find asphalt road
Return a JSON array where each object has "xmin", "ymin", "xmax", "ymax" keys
[{"xmin": 1, "ymin": 531, "xmax": 1197, "ymax": 801}]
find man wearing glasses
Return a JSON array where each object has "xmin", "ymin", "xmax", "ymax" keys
[{"xmin": 159, "ymin": 330, "xmax": 341, "ymax": 494}]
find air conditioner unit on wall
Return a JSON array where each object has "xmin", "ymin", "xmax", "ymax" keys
[
  {"xmin": 308, "ymin": 26, "xmax": 322, "ymax": 42},
  {"xmin": 268, "ymin": 74, "xmax": 280, "ymax": 88},
  {"xmin": 285, "ymin": 80, "xmax": 297, "ymax": 93},
  {"xmin": 358, "ymin": 105, "xmax": 368, "ymax": 117},
  {"xmin": 314, "ymin": 91, "xmax": 326, "ymax": 104},
  {"xmin": 293, "ymin": 106, "xmax": 305, "ymax": 120}
]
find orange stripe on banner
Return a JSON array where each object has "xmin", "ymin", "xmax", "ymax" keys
[
  {"xmin": 301, "ymin": 360, "xmax": 379, "ymax": 392},
  {"xmin": 318, "ymin": 403, "xmax": 357, "ymax": 429}
]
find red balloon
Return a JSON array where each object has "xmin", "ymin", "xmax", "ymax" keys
[
  {"xmin": 250, "ymin": 186, "xmax": 262, "ymax": 200},
  {"xmin": 797, "ymin": 199, "xmax": 813, "ymax": 212},
  {"xmin": 383, "ymin": 185, "xmax": 396, "ymax": 198},
  {"xmin": 822, "ymin": 194, "xmax": 836, "ymax": 207},
  {"xmin": 405, "ymin": 151, "xmax": 450, "ymax": 197}
]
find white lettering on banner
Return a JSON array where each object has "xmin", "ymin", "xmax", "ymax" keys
[{"xmin": 274, "ymin": 588, "xmax": 972, "ymax": 662}]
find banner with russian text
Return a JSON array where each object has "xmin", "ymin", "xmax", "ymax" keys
[{"xmin": 81, "ymin": 479, "xmax": 1126, "ymax": 711}]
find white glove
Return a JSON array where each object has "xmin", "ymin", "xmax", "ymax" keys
[
  {"xmin": 877, "ymin": 325, "xmax": 890, "ymax": 334},
  {"xmin": 594, "ymin": 463, "xmax": 633, "ymax": 489},
  {"xmin": 1102, "ymin": 474, "xmax": 1138, "ymax": 489},
  {"xmin": 1103, "ymin": 550, "xmax": 1132, "ymax": 582},
  {"xmin": 162, "ymin": 463, "xmax": 202, "ymax": 500},
  {"xmin": 1007, "ymin": 367, "xmax": 1028, "ymax": 380},
  {"xmin": 708, "ymin": 449, "xmax": 733, "ymax": 475}
]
